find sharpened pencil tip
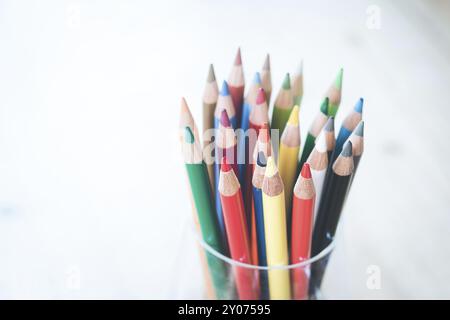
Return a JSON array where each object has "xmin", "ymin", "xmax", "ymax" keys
[
  {"xmin": 220, "ymin": 81, "xmax": 229, "ymax": 96},
  {"xmin": 325, "ymin": 117, "xmax": 334, "ymax": 131},
  {"xmin": 184, "ymin": 127, "xmax": 194, "ymax": 144},
  {"xmin": 341, "ymin": 140, "xmax": 353, "ymax": 157},
  {"xmin": 258, "ymin": 123, "xmax": 271, "ymax": 143},
  {"xmin": 354, "ymin": 98, "xmax": 364, "ymax": 113},
  {"xmin": 282, "ymin": 73, "xmax": 291, "ymax": 90},
  {"xmin": 263, "ymin": 54, "xmax": 270, "ymax": 70},
  {"xmin": 287, "ymin": 105, "xmax": 299, "ymax": 125},
  {"xmin": 320, "ymin": 97, "xmax": 329, "ymax": 114},
  {"xmin": 234, "ymin": 48, "xmax": 242, "ymax": 65},
  {"xmin": 264, "ymin": 156, "xmax": 278, "ymax": 177},
  {"xmin": 256, "ymin": 88, "xmax": 266, "ymax": 105},
  {"xmin": 257, "ymin": 151, "xmax": 267, "ymax": 167},
  {"xmin": 334, "ymin": 68, "xmax": 344, "ymax": 89},
  {"xmin": 207, "ymin": 64, "xmax": 216, "ymax": 82},
  {"xmin": 221, "ymin": 156, "xmax": 232, "ymax": 172},
  {"xmin": 354, "ymin": 121, "xmax": 364, "ymax": 137},
  {"xmin": 220, "ymin": 109, "xmax": 231, "ymax": 127},
  {"xmin": 300, "ymin": 163, "xmax": 312, "ymax": 179}
]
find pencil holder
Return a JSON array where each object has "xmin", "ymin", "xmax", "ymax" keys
[{"xmin": 184, "ymin": 223, "xmax": 336, "ymax": 300}]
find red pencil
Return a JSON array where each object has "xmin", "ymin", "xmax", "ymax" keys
[
  {"xmin": 245, "ymin": 88, "xmax": 270, "ymax": 232},
  {"xmin": 217, "ymin": 109, "xmax": 238, "ymax": 177},
  {"xmin": 219, "ymin": 157, "xmax": 258, "ymax": 300},
  {"xmin": 291, "ymin": 163, "xmax": 315, "ymax": 300},
  {"xmin": 228, "ymin": 48, "xmax": 245, "ymax": 126}
]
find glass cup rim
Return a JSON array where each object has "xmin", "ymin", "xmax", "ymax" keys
[{"xmin": 191, "ymin": 223, "xmax": 335, "ymax": 271}]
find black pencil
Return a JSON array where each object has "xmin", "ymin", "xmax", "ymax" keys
[{"xmin": 310, "ymin": 141, "xmax": 354, "ymax": 292}]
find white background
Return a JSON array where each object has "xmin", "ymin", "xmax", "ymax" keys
[{"xmin": 1, "ymin": 0, "xmax": 450, "ymax": 299}]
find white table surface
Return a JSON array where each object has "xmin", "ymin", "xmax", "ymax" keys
[{"xmin": 0, "ymin": 0, "xmax": 449, "ymax": 299}]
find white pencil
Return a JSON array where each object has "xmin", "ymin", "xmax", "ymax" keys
[{"xmin": 306, "ymin": 129, "xmax": 328, "ymax": 220}]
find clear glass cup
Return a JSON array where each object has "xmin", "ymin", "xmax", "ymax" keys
[{"xmin": 170, "ymin": 219, "xmax": 336, "ymax": 300}]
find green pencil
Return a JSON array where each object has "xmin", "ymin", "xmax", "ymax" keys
[
  {"xmin": 298, "ymin": 97, "xmax": 329, "ymax": 171},
  {"xmin": 271, "ymin": 73, "xmax": 294, "ymax": 140},
  {"xmin": 324, "ymin": 68, "xmax": 343, "ymax": 117},
  {"xmin": 182, "ymin": 126, "xmax": 230, "ymax": 299}
]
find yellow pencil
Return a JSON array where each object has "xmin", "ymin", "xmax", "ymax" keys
[
  {"xmin": 262, "ymin": 156, "xmax": 291, "ymax": 299},
  {"xmin": 278, "ymin": 105, "xmax": 300, "ymax": 220}
]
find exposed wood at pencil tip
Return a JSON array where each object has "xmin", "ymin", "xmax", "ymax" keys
[
  {"xmin": 228, "ymin": 49, "xmax": 245, "ymax": 86},
  {"xmin": 182, "ymin": 127, "xmax": 203, "ymax": 164},
  {"xmin": 252, "ymin": 161, "xmax": 266, "ymax": 189},
  {"xmin": 325, "ymin": 118, "xmax": 336, "ymax": 152},
  {"xmin": 245, "ymin": 72, "xmax": 262, "ymax": 105},
  {"xmin": 216, "ymin": 125, "xmax": 236, "ymax": 149},
  {"xmin": 250, "ymin": 89, "xmax": 269, "ymax": 125},
  {"xmin": 349, "ymin": 121, "xmax": 364, "ymax": 156},
  {"xmin": 203, "ymin": 66, "xmax": 219, "ymax": 104},
  {"xmin": 292, "ymin": 61, "xmax": 303, "ymax": 93},
  {"xmin": 281, "ymin": 123, "xmax": 300, "ymax": 147},
  {"xmin": 332, "ymin": 142, "xmax": 354, "ymax": 176},
  {"xmin": 293, "ymin": 175, "xmax": 315, "ymax": 199},
  {"xmin": 309, "ymin": 112, "xmax": 329, "ymax": 137},
  {"xmin": 262, "ymin": 158, "xmax": 284, "ymax": 196},
  {"xmin": 307, "ymin": 132, "xmax": 328, "ymax": 171},
  {"xmin": 274, "ymin": 74, "xmax": 293, "ymax": 109},
  {"xmin": 218, "ymin": 169, "xmax": 240, "ymax": 196},
  {"xmin": 343, "ymin": 99, "xmax": 364, "ymax": 130}
]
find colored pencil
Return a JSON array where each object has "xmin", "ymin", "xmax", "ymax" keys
[
  {"xmin": 215, "ymin": 81, "xmax": 237, "ymax": 129},
  {"xmin": 252, "ymin": 122, "xmax": 273, "ymax": 165},
  {"xmin": 252, "ymin": 151, "xmax": 269, "ymax": 299},
  {"xmin": 324, "ymin": 68, "xmax": 343, "ymax": 117},
  {"xmin": 332, "ymin": 98, "xmax": 363, "ymax": 162},
  {"xmin": 278, "ymin": 105, "xmax": 300, "ymax": 225},
  {"xmin": 217, "ymin": 110, "xmax": 239, "ymax": 178},
  {"xmin": 271, "ymin": 73, "xmax": 294, "ymax": 140},
  {"xmin": 310, "ymin": 141, "xmax": 354, "ymax": 291},
  {"xmin": 291, "ymin": 163, "xmax": 315, "ymax": 300},
  {"xmin": 214, "ymin": 109, "xmax": 239, "ymax": 255},
  {"xmin": 348, "ymin": 120, "xmax": 364, "ymax": 180},
  {"xmin": 262, "ymin": 156, "xmax": 291, "ymax": 299},
  {"xmin": 298, "ymin": 97, "xmax": 329, "ymax": 171},
  {"xmin": 238, "ymin": 73, "xmax": 262, "ymax": 186},
  {"xmin": 241, "ymin": 72, "xmax": 262, "ymax": 132},
  {"xmin": 228, "ymin": 48, "xmax": 245, "ymax": 126},
  {"xmin": 292, "ymin": 60, "xmax": 304, "ymax": 107},
  {"xmin": 180, "ymin": 97, "xmax": 200, "ymax": 144},
  {"xmin": 249, "ymin": 88, "xmax": 270, "ymax": 133},
  {"xmin": 261, "ymin": 54, "xmax": 272, "ymax": 105},
  {"xmin": 219, "ymin": 157, "xmax": 257, "ymax": 300},
  {"xmin": 182, "ymin": 126, "xmax": 230, "ymax": 299},
  {"xmin": 202, "ymin": 65, "xmax": 219, "ymax": 192},
  {"xmin": 244, "ymin": 87, "xmax": 270, "ymax": 229},
  {"xmin": 306, "ymin": 129, "xmax": 328, "ymax": 219},
  {"xmin": 324, "ymin": 117, "xmax": 336, "ymax": 162}
]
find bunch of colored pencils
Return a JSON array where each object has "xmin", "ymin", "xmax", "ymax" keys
[{"xmin": 180, "ymin": 49, "xmax": 365, "ymax": 300}]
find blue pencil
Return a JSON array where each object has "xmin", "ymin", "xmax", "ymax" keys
[
  {"xmin": 213, "ymin": 81, "xmax": 237, "ymax": 255},
  {"xmin": 252, "ymin": 151, "xmax": 269, "ymax": 299},
  {"xmin": 332, "ymin": 98, "xmax": 363, "ymax": 162},
  {"xmin": 238, "ymin": 73, "xmax": 262, "ymax": 185}
]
